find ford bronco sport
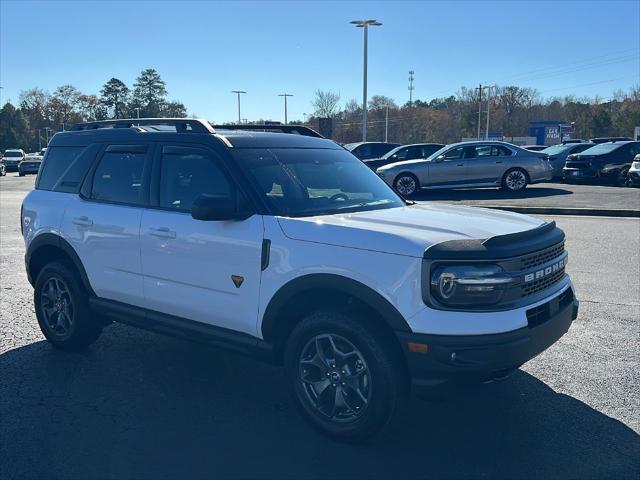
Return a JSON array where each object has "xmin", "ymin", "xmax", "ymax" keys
[{"xmin": 22, "ymin": 118, "xmax": 578, "ymax": 442}]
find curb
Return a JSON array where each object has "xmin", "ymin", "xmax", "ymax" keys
[{"xmin": 480, "ymin": 205, "xmax": 640, "ymax": 218}]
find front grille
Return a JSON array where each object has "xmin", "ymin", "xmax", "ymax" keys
[
  {"xmin": 520, "ymin": 242, "xmax": 564, "ymax": 270},
  {"xmin": 521, "ymin": 267, "xmax": 566, "ymax": 297}
]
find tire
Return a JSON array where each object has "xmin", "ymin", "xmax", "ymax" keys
[
  {"xmin": 616, "ymin": 167, "xmax": 630, "ymax": 187},
  {"xmin": 19, "ymin": 171, "xmax": 25, "ymax": 177},
  {"xmin": 34, "ymin": 262, "xmax": 102, "ymax": 350},
  {"xmin": 284, "ymin": 310, "xmax": 408, "ymax": 443},
  {"xmin": 393, "ymin": 173, "xmax": 419, "ymax": 197},
  {"xmin": 501, "ymin": 168, "xmax": 528, "ymax": 192}
]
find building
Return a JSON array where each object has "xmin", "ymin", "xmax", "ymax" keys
[{"xmin": 529, "ymin": 120, "xmax": 575, "ymax": 146}]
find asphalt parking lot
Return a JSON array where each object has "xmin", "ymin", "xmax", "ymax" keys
[{"xmin": 1, "ymin": 174, "xmax": 639, "ymax": 479}]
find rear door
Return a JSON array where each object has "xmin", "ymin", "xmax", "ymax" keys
[
  {"xmin": 62, "ymin": 144, "xmax": 152, "ymax": 307},
  {"xmin": 464, "ymin": 144, "xmax": 513, "ymax": 184},
  {"xmin": 140, "ymin": 144, "xmax": 264, "ymax": 336}
]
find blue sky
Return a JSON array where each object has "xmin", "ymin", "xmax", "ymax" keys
[{"xmin": 1, "ymin": 0, "xmax": 639, "ymax": 123}]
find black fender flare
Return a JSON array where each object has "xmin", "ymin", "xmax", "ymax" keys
[
  {"xmin": 261, "ymin": 273, "xmax": 411, "ymax": 341},
  {"xmin": 25, "ymin": 233, "xmax": 95, "ymax": 296}
]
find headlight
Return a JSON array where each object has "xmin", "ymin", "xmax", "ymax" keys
[{"xmin": 430, "ymin": 264, "xmax": 513, "ymax": 307}]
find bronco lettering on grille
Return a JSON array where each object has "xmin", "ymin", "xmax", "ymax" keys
[{"xmin": 523, "ymin": 256, "xmax": 567, "ymax": 283}]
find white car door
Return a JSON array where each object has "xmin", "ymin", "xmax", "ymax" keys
[
  {"xmin": 61, "ymin": 144, "xmax": 151, "ymax": 308},
  {"xmin": 140, "ymin": 144, "xmax": 264, "ymax": 336}
]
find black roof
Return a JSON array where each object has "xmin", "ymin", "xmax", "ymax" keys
[{"xmin": 53, "ymin": 118, "xmax": 339, "ymax": 150}]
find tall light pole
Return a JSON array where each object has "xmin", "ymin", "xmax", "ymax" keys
[
  {"xmin": 351, "ymin": 19, "xmax": 382, "ymax": 142},
  {"xmin": 475, "ymin": 83, "xmax": 483, "ymax": 140},
  {"xmin": 134, "ymin": 107, "xmax": 141, "ymax": 119},
  {"xmin": 385, "ymin": 104, "xmax": 389, "ymax": 142},
  {"xmin": 232, "ymin": 90, "xmax": 246, "ymax": 124},
  {"xmin": 485, "ymin": 85, "xmax": 497, "ymax": 140},
  {"xmin": 278, "ymin": 93, "xmax": 293, "ymax": 124}
]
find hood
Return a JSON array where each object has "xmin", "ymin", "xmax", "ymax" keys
[{"xmin": 277, "ymin": 204, "xmax": 544, "ymax": 258}]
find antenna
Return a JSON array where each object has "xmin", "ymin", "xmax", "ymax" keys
[{"xmin": 408, "ymin": 70, "xmax": 415, "ymax": 106}]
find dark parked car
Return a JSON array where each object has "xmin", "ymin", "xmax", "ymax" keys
[
  {"xmin": 540, "ymin": 142, "xmax": 595, "ymax": 178},
  {"xmin": 590, "ymin": 137, "xmax": 632, "ymax": 144},
  {"xmin": 563, "ymin": 141, "xmax": 640, "ymax": 185},
  {"xmin": 364, "ymin": 143, "xmax": 445, "ymax": 170},
  {"xmin": 343, "ymin": 141, "xmax": 401, "ymax": 160}
]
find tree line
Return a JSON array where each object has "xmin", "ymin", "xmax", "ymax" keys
[
  {"xmin": 308, "ymin": 85, "xmax": 640, "ymax": 145},
  {"xmin": 0, "ymin": 69, "xmax": 186, "ymax": 152}
]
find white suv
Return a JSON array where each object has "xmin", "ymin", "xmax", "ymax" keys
[{"xmin": 22, "ymin": 119, "xmax": 578, "ymax": 442}]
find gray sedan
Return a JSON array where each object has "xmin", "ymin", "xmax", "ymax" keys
[{"xmin": 376, "ymin": 141, "xmax": 554, "ymax": 196}]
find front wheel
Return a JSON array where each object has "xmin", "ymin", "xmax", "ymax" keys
[
  {"xmin": 284, "ymin": 310, "xmax": 408, "ymax": 443},
  {"xmin": 616, "ymin": 167, "xmax": 630, "ymax": 187},
  {"xmin": 501, "ymin": 168, "xmax": 528, "ymax": 192},
  {"xmin": 19, "ymin": 171, "xmax": 25, "ymax": 176},
  {"xmin": 393, "ymin": 173, "xmax": 419, "ymax": 197}
]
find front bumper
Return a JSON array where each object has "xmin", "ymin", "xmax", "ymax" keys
[{"xmin": 397, "ymin": 287, "xmax": 578, "ymax": 387}]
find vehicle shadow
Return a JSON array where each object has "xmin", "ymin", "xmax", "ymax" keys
[
  {"xmin": 412, "ymin": 186, "xmax": 574, "ymax": 202},
  {"xmin": 1, "ymin": 325, "xmax": 638, "ymax": 480}
]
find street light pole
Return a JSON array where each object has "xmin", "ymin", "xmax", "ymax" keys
[
  {"xmin": 232, "ymin": 90, "xmax": 246, "ymax": 124},
  {"xmin": 351, "ymin": 19, "xmax": 382, "ymax": 142},
  {"xmin": 385, "ymin": 104, "xmax": 389, "ymax": 142},
  {"xmin": 485, "ymin": 85, "xmax": 496, "ymax": 140},
  {"xmin": 278, "ymin": 93, "xmax": 293, "ymax": 124}
]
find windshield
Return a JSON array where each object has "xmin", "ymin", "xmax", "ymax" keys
[
  {"xmin": 541, "ymin": 144, "xmax": 572, "ymax": 155},
  {"xmin": 580, "ymin": 143, "xmax": 623, "ymax": 155},
  {"xmin": 5, "ymin": 151, "xmax": 22, "ymax": 157},
  {"xmin": 234, "ymin": 148, "xmax": 405, "ymax": 217}
]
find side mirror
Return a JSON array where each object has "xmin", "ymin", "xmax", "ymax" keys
[
  {"xmin": 435, "ymin": 155, "xmax": 446, "ymax": 163},
  {"xmin": 191, "ymin": 193, "xmax": 251, "ymax": 221}
]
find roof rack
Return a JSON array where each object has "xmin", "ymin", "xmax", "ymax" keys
[
  {"xmin": 70, "ymin": 118, "xmax": 216, "ymax": 134},
  {"xmin": 212, "ymin": 124, "xmax": 324, "ymax": 138}
]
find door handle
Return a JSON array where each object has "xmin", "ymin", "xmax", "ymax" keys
[
  {"xmin": 148, "ymin": 227, "xmax": 176, "ymax": 239},
  {"xmin": 495, "ymin": 161, "xmax": 503, "ymax": 164},
  {"xmin": 456, "ymin": 163, "xmax": 464, "ymax": 167},
  {"xmin": 72, "ymin": 216, "xmax": 93, "ymax": 227}
]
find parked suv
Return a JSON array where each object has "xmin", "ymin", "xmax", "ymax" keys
[
  {"xmin": 563, "ymin": 141, "xmax": 640, "ymax": 185},
  {"xmin": 377, "ymin": 141, "xmax": 553, "ymax": 196},
  {"xmin": 343, "ymin": 141, "xmax": 401, "ymax": 160},
  {"xmin": 22, "ymin": 119, "xmax": 578, "ymax": 442},
  {"xmin": 364, "ymin": 143, "xmax": 444, "ymax": 171},
  {"xmin": 539, "ymin": 142, "xmax": 595, "ymax": 178},
  {"xmin": 3, "ymin": 148, "xmax": 26, "ymax": 171}
]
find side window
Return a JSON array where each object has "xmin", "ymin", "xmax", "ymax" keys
[
  {"xmin": 496, "ymin": 146, "xmax": 513, "ymax": 156},
  {"xmin": 474, "ymin": 145, "xmax": 494, "ymax": 157},
  {"xmin": 443, "ymin": 147, "xmax": 466, "ymax": 160},
  {"xmin": 91, "ymin": 146, "xmax": 148, "ymax": 205},
  {"xmin": 354, "ymin": 144, "xmax": 372, "ymax": 158},
  {"xmin": 373, "ymin": 144, "xmax": 392, "ymax": 157},
  {"xmin": 37, "ymin": 146, "xmax": 87, "ymax": 191},
  {"xmin": 159, "ymin": 147, "xmax": 231, "ymax": 212},
  {"xmin": 391, "ymin": 148, "xmax": 408, "ymax": 161}
]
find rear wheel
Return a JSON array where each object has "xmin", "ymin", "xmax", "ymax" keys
[
  {"xmin": 19, "ymin": 171, "xmax": 25, "ymax": 176},
  {"xmin": 393, "ymin": 173, "xmax": 419, "ymax": 197},
  {"xmin": 34, "ymin": 262, "xmax": 102, "ymax": 350},
  {"xmin": 284, "ymin": 310, "xmax": 408, "ymax": 443},
  {"xmin": 501, "ymin": 168, "xmax": 528, "ymax": 192}
]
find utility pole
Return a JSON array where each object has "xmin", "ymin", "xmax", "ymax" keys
[
  {"xmin": 475, "ymin": 83, "xmax": 483, "ymax": 140},
  {"xmin": 408, "ymin": 70, "xmax": 415, "ymax": 106},
  {"xmin": 351, "ymin": 19, "xmax": 382, "ymax": 142},
  {"xmin": 278, "ymin": 93, "xmax": 293, "ymax": 124},
  {"xmin": 134, "ymin": 107, "xmax": 141, "ymax": 119},
  {"xmin": 485, "ymin": 85, "xmax": 496, "ymax": 140},
  {"xmin": 385, "ymin": 104, "xmax": 389, "ymax": 142},
  {"xmin": 232, "ymin": 90, "xmax": 246, "ymax": 124}
]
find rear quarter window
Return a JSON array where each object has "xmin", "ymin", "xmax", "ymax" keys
[{"xmin": 36, "ymin": 146, "xmax": 91, "ymax": 193}]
